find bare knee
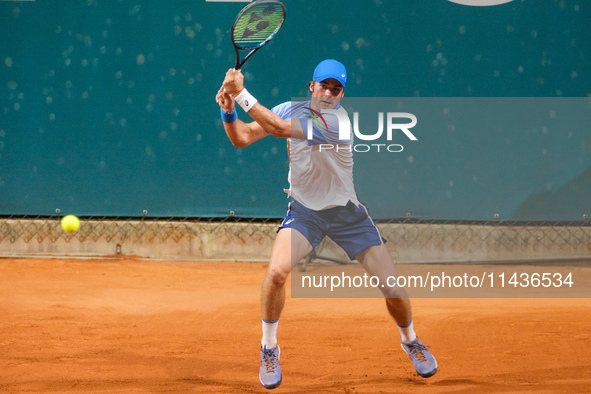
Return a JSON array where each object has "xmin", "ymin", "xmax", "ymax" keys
[{"xmin": 265, "ymin": 264, "xmax": 290, "ymax": 287}]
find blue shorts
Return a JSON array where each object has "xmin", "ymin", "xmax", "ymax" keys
[{"xmin": 279, "ymin": 200, "xmax": 385, "ymax": 260}]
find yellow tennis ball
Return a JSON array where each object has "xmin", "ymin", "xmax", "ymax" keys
[{"xmin": 61, "ymin": 215, "xmax": 80, "ymax": 233}]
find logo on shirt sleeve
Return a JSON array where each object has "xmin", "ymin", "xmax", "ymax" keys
[{"xmin": 304, "ymin": 107, "xmax": 328, "ymax": 132}]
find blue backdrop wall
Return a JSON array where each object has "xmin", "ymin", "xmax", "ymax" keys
[{"xmin": 0, "ymin": 0, "xmax": 589, "ymax": 220}]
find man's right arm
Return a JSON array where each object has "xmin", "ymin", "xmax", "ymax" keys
[{"xmin": 219, "ymin": 69, "xmax": 306, "ymax": 144}]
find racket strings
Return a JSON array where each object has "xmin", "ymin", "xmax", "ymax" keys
[{"xmin": 232, "ymin": 4, "xmax": 284, "ymax": 48}]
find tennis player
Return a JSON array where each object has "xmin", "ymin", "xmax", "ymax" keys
[{"xmin": 216, "ymin": 59, "xmax": 437, "ymax": 389}]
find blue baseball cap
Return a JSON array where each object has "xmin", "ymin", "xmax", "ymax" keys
[{"xmin": 313, "ymin": 59, "xmax": 347, "ymax": 87}]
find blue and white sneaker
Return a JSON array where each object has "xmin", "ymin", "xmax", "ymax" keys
[
  {"xmin": 401, "ymin": 338, "xmax": 438, "ymax": 378},
  {"xmin": 259, "ymin": 345, "xmax": 282, "ymax": 389}
]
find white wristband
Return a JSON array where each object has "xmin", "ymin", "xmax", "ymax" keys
[{"xmin": 235, "ymin": 88, "xmax": 258, "ymax": 112}]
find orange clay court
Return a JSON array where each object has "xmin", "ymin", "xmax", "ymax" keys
[{"xmin": 0, "ymin": 256, "xmax": 590, "ymax": 393}]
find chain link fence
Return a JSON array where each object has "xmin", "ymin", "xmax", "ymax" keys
[{"xmin": 1, "ymin": 214, "xmax": 590, "ymax": 263}]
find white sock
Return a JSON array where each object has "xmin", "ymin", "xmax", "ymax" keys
[
  {"xmin": 398, "ymin": 319, "xmax": 417, "ymax": 343},
  {"xmin": 261, "ymin": 318, "xmax": 279, "ymax": 348}
]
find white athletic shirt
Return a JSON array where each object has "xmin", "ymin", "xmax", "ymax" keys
[{"xmin": 271, "ymin": 101, "xmax": 360, "ymax": 211}]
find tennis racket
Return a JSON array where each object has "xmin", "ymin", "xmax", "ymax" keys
[{"xmin": 231, "ymin": 0, "xmax": 286, "ymax": 70}]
